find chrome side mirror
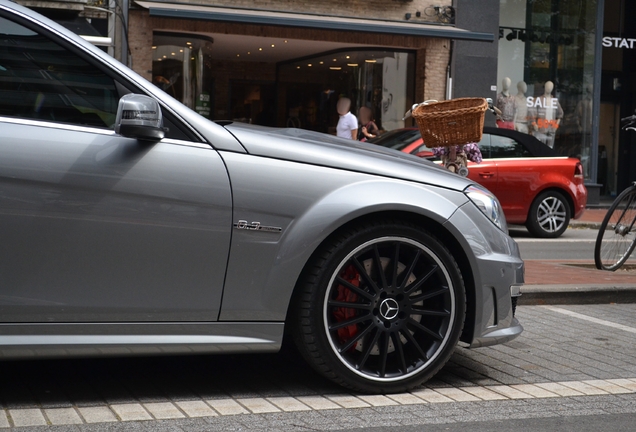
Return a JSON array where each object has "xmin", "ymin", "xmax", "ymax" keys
[{"xmin": 115, "ymin": 94, "xmax": 165, "ymax": 141}]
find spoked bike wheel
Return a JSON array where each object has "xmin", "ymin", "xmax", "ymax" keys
[{"xmin": 594, "ymin": 185, "xmax": 636, "ymax": 271}]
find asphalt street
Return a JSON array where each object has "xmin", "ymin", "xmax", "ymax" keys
[
  {"xmin": 510, "ymin": 226, "xmax": 623, "ymax": 261},
  {"xmin": 1, "ymin": 304, "xmax": 636, "ymax": 430}
]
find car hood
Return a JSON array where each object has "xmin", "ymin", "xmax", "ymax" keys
[{"xmin": 223, "ymin": 123, "xmax": 471, "ymax": 192}]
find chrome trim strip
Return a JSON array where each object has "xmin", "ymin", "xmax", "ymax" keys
[
  {"xmin": 0, "ymin": 116, "xmax": 115, "ymax": 135},
  {"xmin": 0, "ymin": 117, "xmax": 212, "ymax": 150},
  {"xmin": 0, "ymin": 335, "xmax": 273, "ymax": 345},
  {"xmin": 162, "ymin": 138, "xmax": 212, "ymax": 150}
]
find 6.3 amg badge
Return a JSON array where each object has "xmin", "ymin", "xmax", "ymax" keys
[{"xmin": 233, "ymin": 220, "xmax": 282, "ymax": 233}]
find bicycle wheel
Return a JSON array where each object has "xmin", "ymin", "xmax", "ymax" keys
[{"xmin": 594, "ymin": 185, "xmax": 636, "ymax": 271}]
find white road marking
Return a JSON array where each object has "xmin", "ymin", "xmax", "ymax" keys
[
  {"xmin": 514, "ymin": 238, "xmax": 595, "ymax": 243},
  {"xmin": 544, "ymin": 306, "xmax": 636, "ymax": 334}
]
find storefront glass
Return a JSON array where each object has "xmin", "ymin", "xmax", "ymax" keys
[
  {"xmin": 152, "ymin": 32, "xmax": 214, "ymax": 119},
  {"xmin": 278, "ymin": 50, "xmax": 415, "ymax": 135},
  {"xmin": 498, "ymin": 0, "xmax": 598, "ymax": 180}
]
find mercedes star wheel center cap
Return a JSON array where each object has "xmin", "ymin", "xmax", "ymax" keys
[{"xmin": 379, "ymin": 298, "xmax": 399, "ymax": 320}]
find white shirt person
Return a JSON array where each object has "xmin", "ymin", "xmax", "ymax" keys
[{"xmin": 336, "ymin": 97, "xmax": 358, "ymax": 140}]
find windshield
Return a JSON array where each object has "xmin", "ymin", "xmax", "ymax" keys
[{"xmin": 369, "ymin": 129, "xmax": 422, "ymax": 150}]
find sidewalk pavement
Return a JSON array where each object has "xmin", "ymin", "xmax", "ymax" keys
[{"xmin": 520, "ymin": 207, "xmax": 636, "ymax": 305}]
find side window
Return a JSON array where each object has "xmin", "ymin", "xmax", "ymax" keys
[
  {"xmin": 476, "ymin": 134, "xmax": 491, "ymax": 159},
  {"xmin": 490, "ymin": 135, "xmax": 532, "ymax": 158},
  {"xmin": 0, "ymin": 17, "xmax": 118, "ymax": 129}
]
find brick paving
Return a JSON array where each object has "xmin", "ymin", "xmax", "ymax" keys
[{"xmin": 0, "ymin": 305, "xmax": 635, "ymax": 429}]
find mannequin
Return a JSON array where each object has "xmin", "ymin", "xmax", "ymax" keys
[
  {"xmin": 496, "ymin": 77, "xmax": 515, "ymax": 129},
  {"xmin": 576, "ymin": 84, "xmax": 593, "ymax": 178},
  {"xmin": 576, "ymin": 84, "xmax": 593, "ymax": 134},
  {"xmin": 530, "ymin": 81, "xmax": 563, "ymax": 148},
  {"xmin": 513, "ymin": 81, "xmax": 529, "ymax": 134}
]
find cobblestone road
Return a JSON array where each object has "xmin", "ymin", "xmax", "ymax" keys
[{"xmin": 1, "ymin": 304, "xmax": 636, "ymax": 430}]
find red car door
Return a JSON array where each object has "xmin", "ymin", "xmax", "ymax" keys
[
  {"xmin": 486, "ymin": 134, "xmax": 535, "ymax": 223},
  {"xmin": 467, "ymin": 134, "xmax": 498, "ymax": 195}
]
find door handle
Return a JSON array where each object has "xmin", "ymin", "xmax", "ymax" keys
[{"xmin": 478, "ymin": 172, "xmax": 495, "ymax": 178}]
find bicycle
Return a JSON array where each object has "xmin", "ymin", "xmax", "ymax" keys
[{"xmin": 594, "ymin": 113, "xmax": 636, "ymax": 271}]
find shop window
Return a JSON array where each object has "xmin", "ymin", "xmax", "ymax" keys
[
  {"xmin": 151, "ymin": 32, "xmax": 213, "ymax": 119},
  {"xmin": 497, "ymin": 0, "xmax": 598, "ymax": 179},
  {"xmin": 278, "ymin": 50, "xmax": 414, "ymax": 136}
]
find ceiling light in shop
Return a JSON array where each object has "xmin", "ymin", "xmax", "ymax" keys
[
  {"xmin": 236, "ymin": 54, "xmax": 240, "ymax": 57},
  {"xmin": 333, "ymin": 58, "xmax": 337, "ymax": 62},
  {"xmin": 271, "ymin": 44, "xmax": 275, "ymax": 47},
  {"xmin": 259, "ymin": 48, "xmax": 263, "ymax": 51},
  {"xmin": 171, "ymin": 52, "xmax": 175, "ymax": 55},
  {"xmin": 186, "ymin": 42, "xmax": 192, "ymax": 45},
  {"xmin": 319, "ymin": 61, "xmax": 324, "ymax": 64},
  {"xmin": 346, "ymin": 55, "xmax": 350, "ymax": 59},
  {"xmin": 152, "ymin": 46, "xmax": 156, "ymax": 49},
  {"xmin": 297, "ymin": 66, "xmax": 301, "ymax": 69},
  {"xmin": 329, "ymin": 67, "xmax": 341, "ymax": 70},
  {"xmin": 162, "ymin": 55, "xmax": 166, "ymax": 58},
  {"xmin": 247, "ymin": 52, "xmax": 251, "ymax": 54},
  {"xmin": 347, "ymin": 64, "xmax": 358, "ymax": 67},
  {"xmin": 308, "ymin": 64, "xmax": 312, "ymax": 67},
  {"xmin": 284, "ymin": 40, "xmax": 288, "ymax": 43},
  {"xmin": 179, "ymin": 49, "xmax": 183, "ymax": 53},
  {"xmin": 365, "ymin": 59, "xmax": 376, "ymax": 63}
]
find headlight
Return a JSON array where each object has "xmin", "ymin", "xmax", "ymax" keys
[{"xmin": 465, "ymin": 185, "xmax": 507, "ymax": 231}]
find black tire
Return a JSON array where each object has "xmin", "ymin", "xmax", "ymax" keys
[
  {"xmin": 526, "ymin": 190, "xmax": 571, "ymax": 238},
  {"xmin": 290, "ymin": 220, "xmax": 466, "ymax": 393},
  {"xmin": 594, "ymin": 185, "xmax": 636, "ymax": 271}
]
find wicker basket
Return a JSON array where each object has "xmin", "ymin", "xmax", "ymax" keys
[{"xmin": 412, "ymin": 98, "xmax": 488, "ymax": 147}]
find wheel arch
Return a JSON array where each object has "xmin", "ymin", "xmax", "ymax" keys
[{"xmin": 529, "ymin": 186, "xmax": 575, "ymax": 218}]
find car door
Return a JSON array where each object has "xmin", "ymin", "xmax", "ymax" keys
[
  {"xmin": 0, "ymin": 15, "xmax": 232, "ymax": 322},
  {"xmin": 488, "ymin": 134, "xmax": 534, "ymax": 222},
  {"xmin": 467, "ymin": 134, "xmax": 498, "ymax": 194}
]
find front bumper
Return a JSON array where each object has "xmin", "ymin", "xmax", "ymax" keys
[{"xmin": 444, "ymin": 201, "xmax": 524, "ymax": 348}]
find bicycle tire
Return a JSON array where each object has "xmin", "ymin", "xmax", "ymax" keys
[{"xmin": 594, "ymin": 185, "xmax": 636, "ymax": 271}]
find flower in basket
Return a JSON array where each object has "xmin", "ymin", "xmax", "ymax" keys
[{"xmin": 431, "ymin": 143, "xmax": 482, "ymax": 164}]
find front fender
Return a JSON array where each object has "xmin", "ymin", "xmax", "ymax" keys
[{"xmin": 218, "ymin": 152, "xmax": 470, "ymax": 321}]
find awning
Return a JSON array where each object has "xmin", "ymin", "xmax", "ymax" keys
[{"xmin": 134, "ymin": 1, "xmax": 494, "ymax": 42}]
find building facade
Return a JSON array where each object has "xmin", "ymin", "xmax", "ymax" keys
[{"xmin": 125, "ymin": 0, "xmax": 493, "ymax": 134}]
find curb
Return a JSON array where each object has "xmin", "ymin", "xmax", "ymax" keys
[{"xmin": 519, "ymin": 284, "xmax": 636, "ymax": 306}]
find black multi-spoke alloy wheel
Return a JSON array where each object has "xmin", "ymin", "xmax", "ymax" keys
[
  {"xmin": 594, "ymin": 185, "xmax": 636, "ymax": 271},
  {"xmin": 291, "ymin": 221, "xmax": 465, "ymax": 393},
  {"xmin": 526, "ymin": 190, "xmax": 570, "ymax": 238}
]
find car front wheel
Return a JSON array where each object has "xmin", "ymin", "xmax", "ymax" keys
[
  {"xmin": 291, "ymin": 220, "xmax": 466, "ymax": 393},
  {"xmin": 526, "ymin": 190, "xmax": 571, "ymax": 238}
]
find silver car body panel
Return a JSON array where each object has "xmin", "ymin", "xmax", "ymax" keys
[
  {"xmin": 0, "ymin": 323, "xmax": 283, "ymax": 358},
  {"xmin": 0, "ymin": 119, "xmax": 232, "ymax": 322},
  {"xmin": 219, "ymin": 151, "xmax": 471, "ymax": 321},
  {"xmin": 0, "ymin": 0, "xmax": 523, "ymax": 356}
]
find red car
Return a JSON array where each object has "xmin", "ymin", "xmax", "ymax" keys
[{"xmin": 370, "ymin": 127, "xmax": 587, "ymax": 238}]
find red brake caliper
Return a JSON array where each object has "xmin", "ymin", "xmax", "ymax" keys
[{"xmin": 333, "ymin": 265, "xmax": 360, "ymax": 347}]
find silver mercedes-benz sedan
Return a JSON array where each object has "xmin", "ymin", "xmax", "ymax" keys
[{"xmin": 0, "ymin": 0, "xmax": 522, "ymax": 393}]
